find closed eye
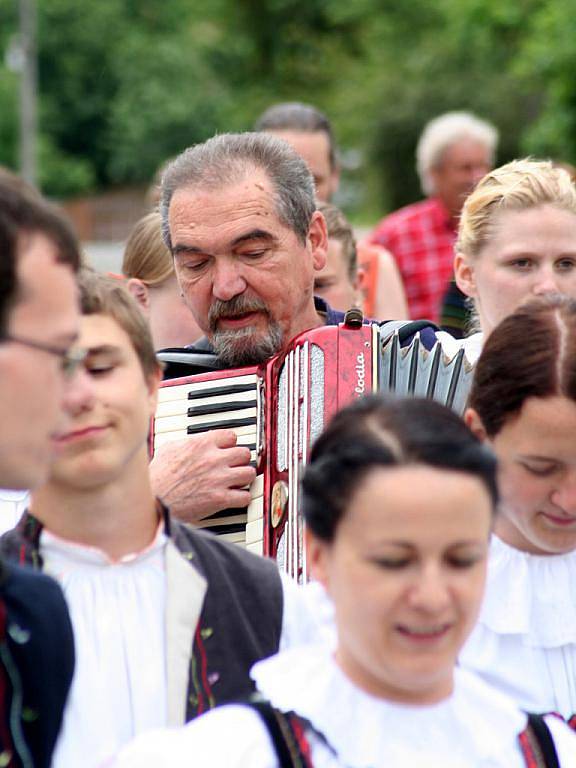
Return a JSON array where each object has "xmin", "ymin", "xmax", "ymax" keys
[
  {"xmin": 445, "ymin": 555, "xmax": 482, "ymax": 569},
  {"xmin": 179, "ymin": 260, "xmax": 208, "ymax": 273},
  {"xmin": 87, "ymin": 365, "xmax": 115, "ymax": 376},
  {"xmin": 371, "ymin": 557, "xmax": 410, "ymax": 570},
  {"xmin": 521, "ymin": 462, "xmax": 558, "ymax": 477}
]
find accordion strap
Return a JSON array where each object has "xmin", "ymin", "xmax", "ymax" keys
[
  {"xmin": 519, "ymin": 713, "xmax": 561, "ymax": 768},
  {"xmin": 246, "ymin": 698, "xmax": 313, "ymax": 768}
]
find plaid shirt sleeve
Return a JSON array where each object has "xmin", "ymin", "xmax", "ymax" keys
[{"xmin": 369, "ymin": 198, "xmax": 457, "ymax": 323}]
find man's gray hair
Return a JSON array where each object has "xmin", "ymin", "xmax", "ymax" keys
[
  {"xmin": 416, "ymin": 112, "xmax": 499, "ymax": 197},
  {"xmin": 160, "ymin": 132, "xmax": 316, "ymax": 250}
]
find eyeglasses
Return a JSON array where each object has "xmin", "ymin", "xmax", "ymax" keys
[{"xmin": 1, "ymin": 334, "xmax": 87, "ymax": 378}]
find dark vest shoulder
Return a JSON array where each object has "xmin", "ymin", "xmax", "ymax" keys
[
  {"xmin": 172, "ymin": 522, "xmax": 283, "ymax": 625},
  {"xmin": 0, "ymin": 561, "xmax": 74, "ymax": 768},
  {"xmin": 170, "ymin": 522, "xmax": 284, "ymax": 717}
]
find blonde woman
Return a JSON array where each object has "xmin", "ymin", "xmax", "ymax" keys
[
  {"xmin": 123, "ymin": 211, "xmax": 202, "ymax": 349},
  {"xmin": 439, "ymin": 158, "xmax": 576, "ymax": 362}
]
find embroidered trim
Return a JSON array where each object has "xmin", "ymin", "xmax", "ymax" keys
[
  {"xmin": 288, "ymin": 714, "xmax": 314, "ymax": 768},
  {"xmin": 190, "ymin": 623, "xmax": 215, "ymax": 716},
  {"xmin": 0, "ymin": 598, "xmax": 33, "ymax": 768},
  {"xmin": 519, "ymin": 727, "xmax": 545, "ymax": 768}
]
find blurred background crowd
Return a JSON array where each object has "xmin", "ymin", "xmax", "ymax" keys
[{"xmin": 1, "ymin": 0, "xmax": 575, "ymax": 269}]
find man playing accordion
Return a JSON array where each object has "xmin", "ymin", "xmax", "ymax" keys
[{"xmin": 149, "ymin": 132, "xmax": 443, "ymax": 526}]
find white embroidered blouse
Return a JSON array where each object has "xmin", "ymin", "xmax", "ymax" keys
[
  {"xmin": 462, "ymin": 534, "xmax": 576, "ymax": 720},
  {"xmin": 109, "ymin": 644, "xmax": 576, "ymax": 767}
]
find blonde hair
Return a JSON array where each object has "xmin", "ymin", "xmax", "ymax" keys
[
  {"xmin": 457, "ymin": 158, "xmax": 576, "ymax": 259},
  {"xmin": 317, "ymin": 201, "xmax": 357, "ymax": 280},
  {"xmin": 122, "ymin": 211, "xmax": 173, "ymax": 286}
]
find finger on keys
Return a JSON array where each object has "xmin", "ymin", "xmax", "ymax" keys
[
  {"xmin": 225, "ymin": 488, "xmax": 253, "ymax": 509},
  {"xmin": 213, "ymin": 429, "xmax": 239, "ymax": 448},
  {"xmin": 231, "ymin": 464, "xmax": 257, "ymax": 487}
]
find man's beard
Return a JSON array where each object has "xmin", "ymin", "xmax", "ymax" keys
[{"xmin": 208, "ymin": 295, "xmax": 284, "ymax": 366}]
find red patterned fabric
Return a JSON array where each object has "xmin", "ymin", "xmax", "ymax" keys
[
  {"xmin": 288, "ymin": 714, "xmax": 314, "ymax": 768},
  {"xmin": 518, "ymin": 727, "xmax": 541, "ymax": 767},
  {"xmin": 368, "ymin": 197, "xmax": 456, "ymax": 323}
]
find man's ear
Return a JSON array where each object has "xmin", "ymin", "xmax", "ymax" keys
[
  {"xmin": 308, "ymin": 210, "xmax": 328, "ymax": 272},
  {"xmin": 454, "ymin": 252, "xmax": 476, "ymax": 299},
  {"xmin": 127, "ymin": 278, "xmax": 151, "ymax": 312},
  {"xmin": 464, "ymin": 407, "xmax": 487, "ymax": 442}
]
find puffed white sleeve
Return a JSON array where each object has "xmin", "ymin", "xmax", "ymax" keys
[
  {"xmin": 278, "ymin": 573, "xmax": 336, "ymax": 651},
  {"xmin": 107, "ymin": 705, "xmax": 279, "ymax": 768},
  {"xmin": 544, "ymin": 715, "xmax": 576, "ymax": 765}
]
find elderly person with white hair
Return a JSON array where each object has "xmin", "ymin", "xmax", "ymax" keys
[{"xmin": 368, "ymin": 111, "xmax": 498, "ymax": 323}]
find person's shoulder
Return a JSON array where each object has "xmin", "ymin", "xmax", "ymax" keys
[
  {"xmin": 543, "ymin": 715, "xmax": 576, "ymax": 764},
  {"xmin": 0, "ymin": 526, "xmax": 21, "ymax": 557},
  {"xmin": 157, "ymin": 339, "xmax": 223, "ymax": 379},
  {"xmin": 376, "ymin": 318, "xmax": 439, "ymax": 352},
  {"xmin": 111, "ymin": 704, "xmax": 275, "ymax": 768},
  {"xmin": 1, "ymin": 561, "xmax": 70, "ymax": 623},
  {"xmin": 456, "ymin": 667, "xmax": 533, "ymax": 729}
]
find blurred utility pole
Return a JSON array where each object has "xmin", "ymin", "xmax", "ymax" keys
[{"xmin": 18, "ymin": 0, "xmax": 38, "ymax": 186}]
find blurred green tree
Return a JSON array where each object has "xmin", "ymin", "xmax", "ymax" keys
[{"xmin": 0, "ymin": 0, "xmax": 573, "ymax": 211}]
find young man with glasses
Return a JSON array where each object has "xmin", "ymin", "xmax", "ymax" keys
[
  {"xmin": 0, "ymin": 270, "xmax": 326, "ymax": 768},
  {"xmin": 0, "ymin": 175, "xmax": 84, "ymax": 767}
]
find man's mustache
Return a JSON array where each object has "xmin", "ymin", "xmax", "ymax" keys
[{"xmin": 208, "ymin": 295, "xmax": 269, "ymax": 332}]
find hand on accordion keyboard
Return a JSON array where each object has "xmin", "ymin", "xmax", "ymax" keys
[{"xmin": 149, "ymin": 429, "xmax": 257, "ymax": 524}]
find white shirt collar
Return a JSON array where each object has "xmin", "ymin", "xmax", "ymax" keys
[
  {"xmin": 251, "ymin": 644, "xmax": 526, "ymax": 767},
  {"xmin": 40, "ymin": 521, "xmax": 167, "ymax": 567},
  {"xmin": 477, "ymin": 534, "xmax": 576, "ymax": 646}
]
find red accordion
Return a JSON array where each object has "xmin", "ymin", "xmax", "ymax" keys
[{"xmin": 153, "ymin": 319, "xmax": 473, "ymax": 577}]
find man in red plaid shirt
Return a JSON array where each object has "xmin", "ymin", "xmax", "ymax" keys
[{"xmin": 368, "ymin": 112, "xmax": 498, "ymax": 323}]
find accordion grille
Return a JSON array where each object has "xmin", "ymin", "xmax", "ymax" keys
[{"xmin": 275, "ymin": 342, "xmax": 325, "ymax": 580}]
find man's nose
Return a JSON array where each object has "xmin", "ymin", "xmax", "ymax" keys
[
  {"xmin": 61, "ymin": 365, "xmax": 95, "ymax": 416},
  {"xmin": 212, "ymin": 258, "xmax": 247, "ymax": 301}
]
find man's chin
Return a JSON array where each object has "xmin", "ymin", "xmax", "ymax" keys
[{"xmin": 211, "ymin": 326, "xmax": 283, "ymax": 367}]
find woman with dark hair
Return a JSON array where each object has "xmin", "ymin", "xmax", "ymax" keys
[
  {"xmin": 462, "ymin": 294, "xmax": 576, "ymax": 725},
  {"xmin": 111, "ymin": 396, "xmax": 576, "ymax": 766}
]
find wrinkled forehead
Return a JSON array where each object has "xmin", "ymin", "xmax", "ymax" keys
[{"xmin": 168, "ymin": 172, "xmax": 287, "ymax": 248}]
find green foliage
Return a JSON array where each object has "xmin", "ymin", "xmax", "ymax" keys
[{"xmin": 0, "ymin": 0, "xmax": 574, "ymax": 209}]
